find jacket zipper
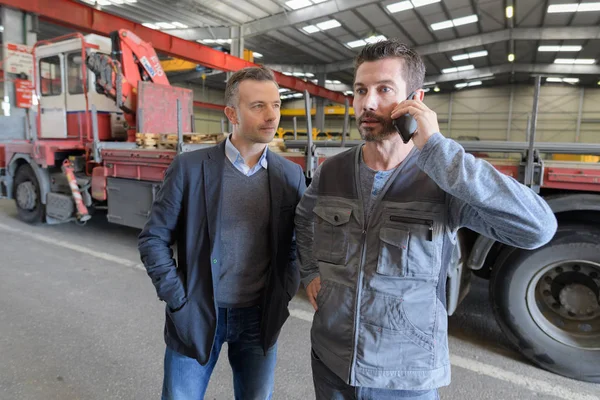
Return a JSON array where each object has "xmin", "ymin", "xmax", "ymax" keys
[
  {"xmin": 390, "ymin": 215, "xmax": 434, "ymax": 241},
  {"xmin": 349, "ymin": 227, "xmax": 368, "ymax": 384}
]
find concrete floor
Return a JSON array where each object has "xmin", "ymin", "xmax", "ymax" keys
[{"xmin": 0, "ymin": 199, "xmax": 598, "ymax": 400}]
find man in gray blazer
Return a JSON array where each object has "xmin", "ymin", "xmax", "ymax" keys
[{"xmin": 139, "ymin": 66, "xmax": 306, "ymax": 400}]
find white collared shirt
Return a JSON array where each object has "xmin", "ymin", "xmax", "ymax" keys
[{"xmin": 224, "ymin": 135, "xmax": 268, "ymax": 176}]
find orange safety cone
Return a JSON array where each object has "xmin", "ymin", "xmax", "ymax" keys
[{"xmin": 62, "ymin": 159, "xmax": 91, "ymax": 222}]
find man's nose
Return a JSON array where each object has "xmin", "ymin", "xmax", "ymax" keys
[
  {"xmin": 265, "ymin": 105, "xmax": 277, "ymax": 121},
  {"xmin": 363, "ymin": 91, "xmax": 378, "ymax": 111}
]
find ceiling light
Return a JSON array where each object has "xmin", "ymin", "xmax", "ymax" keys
[
  {"xmin": 442, "ymin": 65, "xmax": 474, "ymax": 74},
  {"xmin": 292, "ymin": 93, "xmax": 303, "ymax": 98},
  {"xmin": 347, "ymin": 39, "xmax": 367, "ymax": 48},
  {"xmin": 506, "ymin": 5, "xmax": 514, "ymax": 18},
  {"xmin": 0, "ymin": 26, "xmax": 4, "ymax": 32},
  {"xmin": 96, "ymin": 0, "xmax": 111, "ymax": 5},
  {"xmin": 312, "ymin": 0, "xmax": 328, "ymax": 3},
  {"xmin": 431, "ymin": 14, "xmax": 478, "ymax": 30},
  {"xmin": 548, "ymin": 2, "xmax": 600, "ymax": 12},
  {"xmin": 302, "ymin": 25, "xmax": 320, "ymax": 33},
  {"xmin": 554, "ymin": 58, "xmax": 596, "ymax": 64},
  {"xmin": 579, "ymin": 2, "xmax": 600, "ymax": 11},
  {"xmin": 455, "ymin": 80, "xmax": 482, "ymax": 89},
  {"xmin": 412, "ymin": 0, "xmax": 440, "ymax": 6},
  {"xmin": 431, "ymin": 20, "xmax": 454, "ymax": 30},
  {"xmin": 156, "ymin": 22, "xmax": 177, "ymax": 29},
  {"xmin": 143, "ymin": 23, "xmax": 159, "ymax": 30},
  {"xmin": 171, "ymin": 22, "xmax": 189, "ymax": 29},
  {"xmin": 508, "ymin": 53, "xmax": 515, "ymax": 62},
  {"xmin": 386, "ymin": 1, "xmax": 414, "ymax": 13},
  {"xmin": 316, "ymin": 19, "xmax": 341, "ymax": 30},
  {"xmin": 386, "ymin": 0, "xmax": 440, "ymax": 13},
  {"xmin": 286, "ymin": 0, "xmax": 312, "ymax": 10},
  {"xmin": 423, "ymin": 88, "xmax": 430, "ymax": 92},
  {"xmin": 452, "ymin": 50, "xmax": 487, "ymax": 61},
  {"xmin": 538, "ymin": 45, "xmax": 582, "ymax": 52},
  {"xmin": 548, "ymin": 3, "xmax": 578, "ymax": 12},
  {"xmin": 253, "ymin": 52, "xmax": 263, "ymax": 58},
  {"xmin": 598, "ymin": 80, "xmax": 600, "ymax": 85},
  {"xmin": 279, "ymin": 88, "xmax": 289, "ymax": 93},
  {"xmin": 423, "ymin": 81, "xmax": 436, "ymax": 86},
  {"xmin": 332, "ymin": 80, "xmax": 341, "ymax": 84},
  {"xmin": 433, "ymin": 86, "xmax": 440, "ymax": 92},
  {"xmin": 109, "ymin": 0, "xmax": 124, "ymax": 4},
  {"xmin": 123, "ymin": 0, "xmax": 137, "ymax": 3},
  {"xmin": 546, "ymin": 77, "xmax": 579, "ymax": 84},
  {"xmin": 345, "ymin": 90, "xmax": 354, "ymax": 95},
  {"xmin": 453, "ymin": 15, "xmax": 479, "ymax": 26},
  {"xmin": 365, "ymin": 35, "xmax": 387, "ymax": 44}
]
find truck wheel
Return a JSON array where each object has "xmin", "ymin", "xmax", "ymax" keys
[
  {"xmin": 490, "ymin": 232, "xmax": 600, "ymax": 383},
  {"xmin": 13, "ymin": 164, "xmax": 45, "ymax": 224}
]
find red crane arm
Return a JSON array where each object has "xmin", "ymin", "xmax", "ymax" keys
[{"xmin": 86, "ymin": 29, "xmax": 169, "ymax": 114}]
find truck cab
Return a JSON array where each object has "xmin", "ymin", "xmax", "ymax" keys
[{"xmin": 36, "ymin": 34, "xmax": 125, "ymax": 141}]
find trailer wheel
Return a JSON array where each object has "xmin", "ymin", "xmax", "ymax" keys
[
  {"xmin": 490, "ymin": 230, "xmax": 600, "ymax": 383},
  {"xmin": 13, "ymin": 164, "xmax": 45, "ymax": 224}
]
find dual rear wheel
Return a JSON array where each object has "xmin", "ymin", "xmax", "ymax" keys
[{"xmin": 490, "ymin": 224, "xmax": 600, "ymax": 383}]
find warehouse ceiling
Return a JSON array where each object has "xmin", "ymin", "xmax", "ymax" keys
[{"xmin": 40, "ymin": 0, "xmax": 600, "ymax": 95}]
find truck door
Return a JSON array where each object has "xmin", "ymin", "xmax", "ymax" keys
[{"xmin": 38, "ymin": 54, "xmax": 68, "ymax": 138}]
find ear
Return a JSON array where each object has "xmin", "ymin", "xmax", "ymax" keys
[
  {"xmin": 224, "ymin": 106, "xmax": 238, "ymax": 125},
  {"xmin": 415, "ymin": 89, "xmax": 425, "ymax": 101}
]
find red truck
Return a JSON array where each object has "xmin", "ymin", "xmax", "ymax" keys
[{"xmin": 0, "ymin": 30, "xmax": 598, "ymax": 383}]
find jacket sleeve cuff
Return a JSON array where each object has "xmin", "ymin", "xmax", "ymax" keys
[{"xmin": 301, "ymin": 272, "xmax": 320, "ymax": 289}]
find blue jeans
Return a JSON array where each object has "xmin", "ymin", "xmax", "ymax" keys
[
  {"xmin": 161, "ymin": 306, "xmax": 277, "ymax": 400},
  {"xmin": 311, "ymin": 349, "xmax": 440, "ymax": 400}
]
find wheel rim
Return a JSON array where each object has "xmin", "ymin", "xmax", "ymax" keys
[
  {"xmin": 16, "ymin": 181, "xmax": 37, "ymax": 211},
  {"xmin": 527, "ymin": 260, "xmax": 600, "ymax": 350}
]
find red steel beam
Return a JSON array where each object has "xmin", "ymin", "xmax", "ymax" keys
[
  {"xmin": 194, "ymin": 101, "xmax": 225, "ymax": 111},
  {"xmin": 1, "ymin": 0, "xmax": 351, "ymax": 104}
]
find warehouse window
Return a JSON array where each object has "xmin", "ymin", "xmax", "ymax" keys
[
  {"xmin": 39, "ymin": 56, "xmax": 62, "ymax": 96},
  {"xmin": 67, "ymin": 53, "xmax": 84, "ymax": 95}
]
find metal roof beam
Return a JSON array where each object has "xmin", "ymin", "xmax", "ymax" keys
[
  {"xmin": 266, "ymin": 26, "xmax": 600, "ymax": 74},
  {"xmin": 0, "ymin": 0, "xmax": 350, "ymax": 104},
  {"xmin": 167, "ymin": 0, "xmax": 382, "ymax": 40}
]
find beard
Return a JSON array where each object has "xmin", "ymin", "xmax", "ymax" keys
[{"xmin": 357, "ymin": 111, "xmax": 396, "ymax": 142}]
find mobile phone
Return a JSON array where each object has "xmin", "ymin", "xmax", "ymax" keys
[{"xmin": 392, "ymin": 91, "xmax": 418, "ymax": 144}]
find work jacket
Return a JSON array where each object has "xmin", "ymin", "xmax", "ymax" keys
[{"xmin": 295, "ymin": 133, "xmax": 557, "ymax": 390}]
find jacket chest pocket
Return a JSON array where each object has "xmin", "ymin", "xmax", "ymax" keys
[
  {"xmin": 313, "ymin": 205, "xmax": 353, "ymax": 265},
  {"xmin": 377, "ymin": 215, "xmax": 439, "ymax": 277}
]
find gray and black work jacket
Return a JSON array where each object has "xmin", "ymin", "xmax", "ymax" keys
[{"xmin": 295, "ymin": 132, "xmax": 557, "ymax": 390}]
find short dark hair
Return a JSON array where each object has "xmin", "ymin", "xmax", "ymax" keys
[
  {"xmin": 224, "ymin": 66, "xmax": 278, "ymax": 107},
  {"xmin": 354, "ymin": 39, "xmax": 426, "ymax": 95}
]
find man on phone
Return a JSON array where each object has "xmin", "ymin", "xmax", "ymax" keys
[{"xmin": 294, "ymin": 39, "xmax": 557, "ymax": 399}]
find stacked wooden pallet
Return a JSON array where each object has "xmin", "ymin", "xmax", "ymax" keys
[{"xmin": 135, "ymin": 133, "xmax": 227, "ymax": 149}]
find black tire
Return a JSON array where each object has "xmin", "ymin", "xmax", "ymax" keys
[
  {"xmin": 490, "ymin": 229, "xmax": 600, "ymax": 383},
  {"xmin": 13, "ymin": 164, "xmax": 45, "ymax": 224}
]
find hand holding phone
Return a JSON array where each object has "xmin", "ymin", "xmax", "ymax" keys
[{"xmin": 392, "ymin": 91, "xmax": 418, "ymax": 144}]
